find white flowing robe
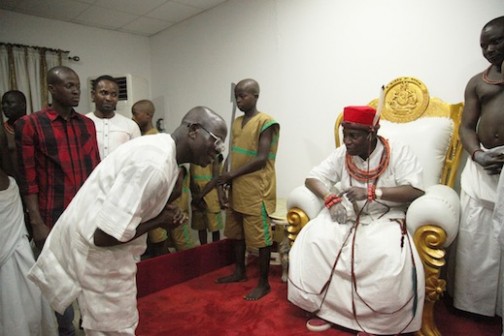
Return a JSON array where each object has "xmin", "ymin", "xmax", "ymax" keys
[
  {"xmin": 493, "ymin": 168, "xmax": 504, "ymax": 336},
  {"xmin": 0, "ymin": 177, "xmax": 57, "ymax": 335},
  {"xmin": 454, "ymin": 156, "xmax": 503, "ymax": 317},
  {"xmin": 288, "ymin": 138, "xmax": 425, "ymax": 335},
  {"xmin": 28, "ymin": 134, "xmax": 179, "ymax": 332}
]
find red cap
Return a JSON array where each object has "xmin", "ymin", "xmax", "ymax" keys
[{"xmin": 342, "ymin": 106, "xmax": 379, "ymax": 129}]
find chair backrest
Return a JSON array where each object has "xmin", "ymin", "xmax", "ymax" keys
[{"xmin": 335, "ymin": 76, "xmax": 463, "ymax": 188}]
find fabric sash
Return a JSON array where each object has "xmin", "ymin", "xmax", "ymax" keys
[{"xmin": 460, "ymin": 156, "xmax": 498, "ymax": 209}]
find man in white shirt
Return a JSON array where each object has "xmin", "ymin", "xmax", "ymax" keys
[
  {"xmin": 86, "ymin": 75, "xmax": 141, "ymax": 159},
  {"xmin": 28, "ymin": 106, "xmax": 227, "ymax": 335}
]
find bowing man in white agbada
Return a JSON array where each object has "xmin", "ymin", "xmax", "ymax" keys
[
  {"xmin": 288, "ymin": 105, "xmax": 425, "ymax": 336},
  {"xmin": 27, "ymin": 106, "xmax": 227, "ymax": 335}
]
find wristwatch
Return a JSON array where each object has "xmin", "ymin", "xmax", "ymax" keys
[{"xmin": 375, "ymin": 188, "xmax": 383, "ymax": 199}]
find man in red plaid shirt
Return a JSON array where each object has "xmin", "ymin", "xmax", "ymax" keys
[{"xmin": 15, "ymin": 65, "xmax": 100, "ymax": 336}]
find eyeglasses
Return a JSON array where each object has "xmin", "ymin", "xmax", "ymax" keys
[{"xmin": 187, "ymin": 123, "xmax": 225, "ymax": 153}]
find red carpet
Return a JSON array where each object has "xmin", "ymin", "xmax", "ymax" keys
[
  {"xmin": 137, "ymin": 239, "xmax": 233, "ymax": 298},
  {"xmin": 136, "ymin": 240, "xmax": 502, "ymax": 336}
]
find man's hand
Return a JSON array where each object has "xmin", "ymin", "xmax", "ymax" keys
[
  {"xmin": 216, "ymin": 172, "xmax": 232, "ymax": 186},
  {"xmin": 474, "ymin": 150, "xmax": 504, "ymax": 175},
  {"xmin": 28, "ymin": 209, "xmax": 50, "ymax": 249},
  {"xmin": 328, "ymin": 202, "xmax": 348, "ymax": 223},
  {"xmin": 23, "ymin": 195, "xmax": 49, "ymax": 249},
  {"xmin": 31, "ymin": 219, "xmax": 50, "ymax": 249},
  {"xmin": 160, "ymin": 203, "xmax": 187, "ymax": 230},
  {"xmin": 343, "ymin": 187, "xmax": 367, "ymax": 202},
  {"xmin": 218, "ymin": 185, "xmax": 229, "ymax": 209},
  {"xmin": 191, "ymin": 194, "xmax": 207, "ymax": 210}
]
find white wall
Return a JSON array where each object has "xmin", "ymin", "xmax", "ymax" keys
[
  {"xmin": 149, "ymin": 0, "xmax": 501, "ymax": 197},
  {"xmin": 1, "ymin": 1, "xmax": 501, "ymax": 198},
  {"xmin": 0, "ymin": 9, "xmax": 151, "ymax": 114}
]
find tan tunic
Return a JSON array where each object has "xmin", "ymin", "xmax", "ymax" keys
[
  {"xmin": 229, "ymin": 112, "xmax": 279, "ymax": 215},
  {"xmin": 190, "ymin": 164, "xmax": 220, "ymax": 212}
]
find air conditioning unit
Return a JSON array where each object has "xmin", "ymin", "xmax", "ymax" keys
[{"xmin": 88, "ymin": 74, "xmax": 149, "ymax": 119}]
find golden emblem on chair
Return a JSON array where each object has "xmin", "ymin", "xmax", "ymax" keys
[{"xmin": 383, "ymin": 77, "xmax": 429, "ymax": 122}]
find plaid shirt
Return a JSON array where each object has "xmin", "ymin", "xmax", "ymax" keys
[{"xmin": 15, "ymin": 107, "xmax": 100, "ymax": 228}]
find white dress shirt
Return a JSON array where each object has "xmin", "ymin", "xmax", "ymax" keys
[{"xmin": 86, "ymin": 112, "xmax": 141, "ymax": 159}]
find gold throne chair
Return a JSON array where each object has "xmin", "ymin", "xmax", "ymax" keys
[{"xmin": 286, "ymin": 77, "xmax": 463, "ymax": 336}]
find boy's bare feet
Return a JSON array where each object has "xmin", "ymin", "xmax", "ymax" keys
[
  {"xmin": 244, "ymin": 284, "xmax": 270, "ymax": 301},
  {"xmin": 215, "ymin": 273, "xmax": 247, "ymax": 283}
]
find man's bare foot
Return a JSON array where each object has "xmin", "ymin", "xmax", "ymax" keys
[
  {"xmin": 215, "ymin": 273, "xmax": 247, "ymax": 284},
  {"xmin": 244, "ymin": 285, "xmax": 271, "ymax": 301}
]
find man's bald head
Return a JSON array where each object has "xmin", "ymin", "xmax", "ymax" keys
[
  {"xmin": 132, "ymin": 99, "xmax": 155, "ymax": 115},
  {"xmin": 47, "ymin": 66, "xmax": 78, "ymax": 86},
  {"xmin": 46, "ymin": 66, "xmax": 81, "ymax": 110},
  {"xmin": 483, "ymin": 16, "xmax": 504, "ymax": 30},
  {"xmin": 236, "ymin": 78, "xmax": 260, "ymax": 96},
  {"xmin": 182, "ymin": 106, "xmax": 226, "ymax": 131},
  {"xmin": 173, "ymin": 106, "xmax": 227, "ymax": 167}
]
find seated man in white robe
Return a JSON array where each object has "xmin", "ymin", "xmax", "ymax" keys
[{"xmin": 288, "ymin": 105, "xmax": 425, "ymax": 335}]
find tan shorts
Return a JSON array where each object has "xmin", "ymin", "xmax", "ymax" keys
[
  {"xmin": 223, "ymin": 203, "xmax": 273, "ymax": 249},
  {"xmin": 191, "ymin": 209, "xmax": 224, "ymax": 232},
  {"xmin": 166, "ymin": 222, "xmax": 196, "ymax": 251},
  {"xmin": 148, "ymin": 223, "xmax": 195, "ymax": 251},
  {"xmin": 148, "ymin": 227, "xmax": 167, "ymax": 244}
]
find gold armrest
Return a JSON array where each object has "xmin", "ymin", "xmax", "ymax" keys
[
  {"xmin": 286, "ymin": 207, "xmax": 310, "ymax": 244},
  {"xmin": 414, "ymin": 225, "xmax": 447, "ymax": 336}
]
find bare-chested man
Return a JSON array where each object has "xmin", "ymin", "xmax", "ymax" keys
[
  {"xmin": 1, "ymin": 90, "xmax": 26, "ymax": 179},
  {"xmin": 453, "ymin": 16, "xmax": 504, "ymax": 320},
  {"xmin": 0, "ymin": 112, "xmax": 57, "ymax": 336}
]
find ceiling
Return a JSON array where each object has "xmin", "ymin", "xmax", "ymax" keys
[{"xmin": 0, "ymin": 0, "xmax": 228, "ymax": 37}]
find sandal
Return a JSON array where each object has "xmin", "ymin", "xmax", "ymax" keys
[{"xmin": 306, "ymin": 318, "xmax": 332, "ymax": 332}]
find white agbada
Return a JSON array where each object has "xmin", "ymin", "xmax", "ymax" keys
[
  {"xmin": 288, "ymin": 138, "xmax": 425, "ymax": 335},
  {"xmin": 28, "ymin": 134, "xmax": 179, "ymax": 332},
  {"xmin": 86, "ymin": 112, "xmax": 141, "ymax": 159},
  {"xmin": 454, "ymin": 155, "xmax": 504, "ymax": 317},
  {"xmin": 1, "ymin": 176, "xmax": 57, "ymax": 335}
]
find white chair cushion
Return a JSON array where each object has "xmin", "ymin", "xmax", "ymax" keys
[
  {"xmin": 379, "ymin": 117, "xmax": 453, "ymax": 187},
  {"xmin": 287, "ymin": 185, "xmax": 323, "ymax": 220},
  {"xmin": 406, "ymin": 184, "xmax": 460, "ymax": 247}
]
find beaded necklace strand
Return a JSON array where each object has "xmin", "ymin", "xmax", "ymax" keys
[
  {"xmin": 482, "ymin": 65, "xmax": 504, "ymax": 85},
  {"xmin": 345, "ymin": 136, "xmax": 390, "ymax": 183},
  {"xmin": 346, "ymin": 135, "xmax": 416, "ymax": 334},
  {"xmin": 3, "ymin": 121, "xmax": 14, "ymax": 135}
]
